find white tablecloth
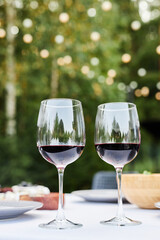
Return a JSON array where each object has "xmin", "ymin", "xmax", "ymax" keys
[{"xmin": 0, "ymin": 194, "xmax": 160, "ymax": 240}]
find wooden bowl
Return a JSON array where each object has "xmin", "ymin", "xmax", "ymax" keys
[{"xmin": 122, "ymin": 173, "xmax": 160, "ymax": 209}]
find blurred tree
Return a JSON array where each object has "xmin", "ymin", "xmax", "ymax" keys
[{"xmin": 0, "ymin": 0, "xmax": 159, "ymax": 191}]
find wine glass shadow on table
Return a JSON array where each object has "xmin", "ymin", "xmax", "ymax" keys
[
  {"xmin": 94, "ymin": 102, "xmax": 141, "ymax": 226},
  {"xmin": 37, "ymin": 98, "xmax": 86, "ymax": 229}
]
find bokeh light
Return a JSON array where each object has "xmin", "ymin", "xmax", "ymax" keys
[
  {"xmin": 101, "ymin": 1, "xmax": 112, "ymax": 11},
  {"xmin": 0, "ymin": 28, "xmax": 6, "ymax": 38},
  {"xmin": 48, "ymin": 1, "xmax": 59, "ymax": 12},
  {"xmin": 23, "ymin": 34, "xmax": 33, "ymax": 43},
  {"xmin": 130, "ymin": 81, "xmax": 138, "ymax": 89},
  {"xmin": 156, "ymin": 82, "xmax": 160, "ymax": 90},
  {"xmin": 131, "ymin": 20, "xmax": 141, "ymax": 31},
  {"xmin": 90, "ymin": 32, "xmax": 100, "ymax": 41},
  {"xmin": 11, "ymin": 26, "xmax": 19, "ymax": 35},
  {"xmin": 14, "ymin": 0, "xmax": 23, "ymax": 9},
  {"xmin": 156, "ymin": 45, "xmax": 160, "ymax": 55},
  {"xmin": 40, "ymin": 49, "xmax": 49, "ymax": 58},
  {"xmin": 30, "ymin": 1, "xmax": 38, "ymax": 9},
  {"xmin": 63, "ymin": 55, "xmax": 72, "ymax": 64},
  {"xmin": 155, "ymin": 92, "xmax": 160, "ymax": 100},
  {"xmin": 137, "ymin": 68, "xmax": 147, "ymax": 77},
  {"xmin": 81, "ymin": 66, "xmax": 90, "ymax": 75},
  {"xmin": 135, "ymin": 89, "xmax": 141, "ymax": 97},
  {"xmin": 98, "ymin": 75, "xmax": 105, "ymax": 83},
  {"xmin": 90, "ymin": 57, "xmax": 99, "ymax": 66},
  {"xmin": 118, "ymin": 82, "xmax": 126, "ymax": 91},
  {"xmin": 87, "ymin": 71, "xmax": 95, "ymax": 79},
  {"xmin": 141, "ymin": 86, "xmax": 149, "ymax": 97},
  {"xmin": 106, "ymin": 77, "xmax": 114, "ymax": 85},
  {"xmin": 59, "ymin": 13, "xmax": 69, "ymax": 23},
  {"xmin": 57, "ymin": 57, "xmax": 65, "ymax": 66},
  {"xmin": 107, "ymin": 69, "xmax": 116, "ymax": 78},
  {"xmin": 23, "ymin": 19, "xmax": 33, "ymax": 28},
  {"xmin": 87, "ymin": 8, "xmax": 96, "ymax": 17},
  {"xmin": 55, "ymin": 35, "xmax": 64, "ymax": 44},
  {"xmin": 121, "ymin": 53, "xmax": 131, "ymax": 63}
]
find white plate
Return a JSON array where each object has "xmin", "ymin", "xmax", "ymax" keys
[
  {"xmin": 155, "ymin": 202, "xmax": 160, "ymax": 209},
  {"xmin": 72, "ymin": 189, "xmax": 121, "ymax": 203},
  {"xmin": 0, "ymin": 200, "xmax": 43, "ymax": 220}
]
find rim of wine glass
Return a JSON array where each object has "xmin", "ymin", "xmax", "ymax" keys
[
  {"xmin": 98, "ymin": 102, "xmax": 137, "ymax": 111},
  {"xmin": 40, "ymin": 98, "xmax": 82, "ymax": 108}
]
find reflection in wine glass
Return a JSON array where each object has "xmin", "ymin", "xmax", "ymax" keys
[
  {"xmin": 37, "ymin": 98, "xmax": 85, "ymax": 229},
  {"xmin": 95, "ymin": 102, "xmax": 141, "ymax": 226}
]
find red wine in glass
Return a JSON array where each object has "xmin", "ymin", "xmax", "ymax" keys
[
  {"xmin": 95, "ymin": 143, "xmax": 140, "ymax": 168},
  {"xmin": 95, "ymin": 102, "xmax": 141, "ymax": 226},
  {"xmin": 38, "ymin": 145, "xmax": 84, "ymax": 168},
  {"xmin": 37, "ymin": 98, "xmax": 86, "ymax": 229}
]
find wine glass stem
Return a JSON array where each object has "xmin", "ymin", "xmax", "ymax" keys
[
  {"xmin": 56, "ymin": 168, "xmax": 66, "ymax": 222},
  {"xmin": 116, "ymin": 167, "xmax": 125, "ymax": 219}
]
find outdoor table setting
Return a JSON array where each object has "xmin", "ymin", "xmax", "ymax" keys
[
  {"xmin": 0, "ymin": 99, "xmax": 160, "ymax": 240},
  {"xmin": 0, "ymin": 192, "xmax": 160, "ymax": 240},
  {"xmin": 1, "ymin": 0, "xmax": 160, "ymax": 238}
]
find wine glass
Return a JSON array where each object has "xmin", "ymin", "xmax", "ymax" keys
[
  {"xmin": 37, "ymin": 98, "xmax": 85, "ymax": 229},
  {"xmin": 95, "ymin": 102, "xmax": 141, "ymax": 226}
]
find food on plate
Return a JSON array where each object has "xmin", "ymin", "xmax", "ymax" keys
[{"xmin": 0, "ymin": 183, "xmax": 64, "ymax": 210}]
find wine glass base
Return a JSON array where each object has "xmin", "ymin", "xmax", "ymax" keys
[
  {"xmin": 39, "ymin": 219, "xmax": 83, "ymax": 230},
  {"xmin": 100, "ymin": 216, "xmax": 141, "ymax": 226}
]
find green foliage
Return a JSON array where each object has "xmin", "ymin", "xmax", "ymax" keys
[{"xmin": 0, "ymin": 0, "xmax": 160, "ymax": 191}]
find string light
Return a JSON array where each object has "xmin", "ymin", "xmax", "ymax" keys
[
  {"xmin": 40, "ymin": 49, "xmax": 49, "ymax": 58},
  {"xmin": 23, "ymin": 34, "xmax": 33, "ymax": 43},
  {"xmin": 141, "ymin": 86, "xmax": 149, "ymax": 97},
  {"xmin": 131, "ymin": 20, "xmax": 141, "ymax": 31},
  {"xmin": 0, "ymin": 28, "xmax": 6, "ymax": 38},
  {"xmin": 98, "ymin": 75, "xmax": 105, "ymax": 83},
  {"xmin": 57, "ymin": 57, "xmax": 65, "ymax": 66},
  {"xmin": 63, "ymin": 55, "xmax": 72, "ymax": 64},
  {"xmin": 107, "ymin": 69, "xmax": 116, "ymax": 78},
  {"xmin": 118, "ymin": 82, "xmax": 126, "ymax": 91},
  {"xmin": 87, "ymin": 71, "xmax": 95, "ymax": 79},
  {"xmin": 101, "ymin": 1, "xmax": 112, "ymax": 11},
  {"xmin": 55, "ymin": 35, "xmax": 64, "ymax": 44},
  {"xmin": 130, "ymin": 81, "xmax": 138, "ymax": 89},
  {"xmin": 23, "ymin": 19, "xmax": 33, "ymax": 28},
  {"xmin": 106, "ymin": 77, "xmax": 114, "ymax": 85},
  {"xmin": 155, "ymin": 92, "xmax": 160, "ymax": 101},
  {"xmin": 90, "ymin": 57, "xmax": 99, "ymax": 66},
  {"xmin": 59, "ymin": 13, "xmax": 69, "ymax": 23},
  {"xmin": 11, "ymin": 26, "xmax": 19, "ymax": 35},
  {"xmin": 134, "ymin": 89, "xmax": 141, "ymax": 97},
  {"xmin": 87, "ymin": 8, "xmax": 96, "ymax": 17},
  {"xmin": 48, "ymin": 1, "xmax": 59, "ymax": 12},
  {"xmin": 137, "ymin": 68, "xmax": 147, "ymax": 77},
  {"xmin": 14, "ymin": 0, "xmax": 23, "ymax": 9},
  {"xmin": 30, "ymin": 1, "xmax": 38, "ymax": 9},
  {"xmin": 156, "ymin": 45, "xmax": 160, "ymax": 55},
  {"xmin": 156, "ymin": 82, "xmax": 160, "ymax": 90},
  {"xmin": 81, "ymin": 66, "xmax": 90, "ymax": 75},
  {"xmin": 90, "ymin": 32, "xmax": 100, "ymax": 41},
  {"xmin": 121, "ymin": 53, "xmax": 131, "ymax": 63}
]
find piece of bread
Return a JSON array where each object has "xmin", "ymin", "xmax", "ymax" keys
[{"xmin": 20, "ymin": 192, "xmax": 64, "ymax": 210}]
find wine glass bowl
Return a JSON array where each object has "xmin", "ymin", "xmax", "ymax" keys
[
  {"xmin": 37, "ymin": 98, "xmax": 85, "ymax": 229},
  {"xmin": 95, "ymin": 102, "xmax": 141, "ymax": 226}
]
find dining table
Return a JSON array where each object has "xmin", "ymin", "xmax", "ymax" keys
[{"xmin": 0, "ymin": 192, "xmax": 160, "ymax": 240}]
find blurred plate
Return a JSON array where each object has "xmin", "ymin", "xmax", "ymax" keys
[
  {"xmin": 155, "ymin": 202, "xmax": 160, "ymax": 209},
  {"xmin": 0, "ymin": 200, "xmax": 43, "ymax": 220},
  {"xmin": 72, "ymin": 189, "xmax": 122, "ymax": 203}
]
